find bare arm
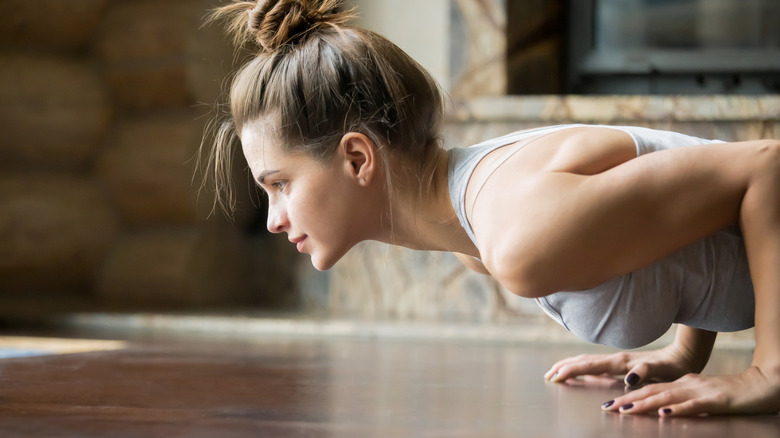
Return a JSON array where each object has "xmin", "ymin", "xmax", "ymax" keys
[
  {"xmin": 670, "ymin": 325, "xmax": 717, "ymax": 374},
  {"xmin": 471, "ymin": 130, "xmax": 780, "ymax": 415},
  {"xmin": 474, "ymin": 139, "xmax": 756, "ymax": 297},
  {"xmin": 454, "ymin": 252, "xmax": 490, "ymax": 275},
  {"xmin": 739, "ymin": 142, "xmax": 780, "ymax": 376}
]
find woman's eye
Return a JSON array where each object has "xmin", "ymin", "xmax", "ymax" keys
[{"xmin": 272, "ymin": 181, "xmax": 287, "ymax": 191}]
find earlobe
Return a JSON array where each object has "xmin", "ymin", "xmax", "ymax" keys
[{"xmin": 340, "ymin": 132, "xmax": 376, "ymax": 185}]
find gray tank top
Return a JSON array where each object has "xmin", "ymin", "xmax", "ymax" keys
[{"xmin": 448, "ymin": 124, "xmax": 755, "ymax": 349}]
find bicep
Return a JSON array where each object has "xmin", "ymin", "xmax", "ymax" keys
[{"xmin": 476, "ymin": 141, "xmax": 755, "ymax": 297}]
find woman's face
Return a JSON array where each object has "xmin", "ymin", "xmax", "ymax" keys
[{"xmin": 240, "ymin": 122, "xmax": 376, "ymax": 271}]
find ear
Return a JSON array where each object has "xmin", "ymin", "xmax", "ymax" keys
[{"xmin": 338, "ymin": 132, "xmax": 377, "ymax": 186}]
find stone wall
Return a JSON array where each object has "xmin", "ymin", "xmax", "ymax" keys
[
  {"xmin": 323, "ymin": 0, "xmax": 780, "ymax": 333},
  {"xmin": 0, "ymin": 0, "xmax": 297, "ymax": 316},
  {"xmin": 328, "ymin": 95, "xmax": 779, "ymax": 326},
  {"xmin": 449, "ymin": 0, "xmax": 507, "ymax": 97}
]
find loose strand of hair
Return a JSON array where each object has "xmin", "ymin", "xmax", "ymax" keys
[
  {"xmin": 205, "ymin": 1, "xmax": 259, "ymax": 52},
  {"xmin": 213, "ymin": 120, "xmax": 240, "ymax": 218}
]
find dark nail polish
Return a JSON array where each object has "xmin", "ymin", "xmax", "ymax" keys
[
  {"xmin": 601, "ymin": 400, "xmax": 614, "ymax": 409},
  {"xmin": 625, "ymin": 373, "xmax": 640, "ymax": 386},
  {"xmin": 662, "ymin": 408, "xmax": 672, "ymax": 415},
  {"xmin": 620, "ymin": 403, "xmax": 634, "ymax": 411}
]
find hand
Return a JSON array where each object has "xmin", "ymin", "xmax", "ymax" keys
[
  {"xmin": 544, "ymin": 344, "xmax": 702, "ymax": 387},
  {"xmin": 600, "ymin": 366, "xmax": 780, "ymax": 416}
]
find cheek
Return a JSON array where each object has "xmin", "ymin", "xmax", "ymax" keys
[
  {"xmin": 291, "ymin": 186, "xmax": 332, "ymax": 228},
  {"xmin": 306, "ymin": 190, "xmax": 347, "ymax": 229},
  {"xmin": 297, "ymin": 182, "xmax": 355, "ymax": 237}
]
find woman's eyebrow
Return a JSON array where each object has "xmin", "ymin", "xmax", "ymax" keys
[{"xmin": 257, "ymin": 170, "xmax": 279, "ymax": 184}]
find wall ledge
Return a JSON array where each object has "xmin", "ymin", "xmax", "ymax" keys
[{"xmin": 447, "ymin": 95, "xmax": 780, "ymax": 123}]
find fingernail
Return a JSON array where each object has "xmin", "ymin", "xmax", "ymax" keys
[
  {"xmin": 625, "ymin": 373, "xmax": 640, "ymax": 386},
  {"xmin": 661, "ymin": 408, "xmax": 672, "ymax": 416},
  {"xmin": 601, "ymin": 400, "xmax": 614, "ymax": 409},
  {"xmin": 551, "ymin": 372, "xmax": 559, "ymax": 381},
  {"xmin": 620, "ymin": 403, "xmax": 634, "ymax": 412}
]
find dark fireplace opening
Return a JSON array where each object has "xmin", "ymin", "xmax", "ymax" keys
[
  {"xmin": 566, "ymin": 0, "xmax": 780, "ymax": 94},
  {"xmin": 507, "ymin": 0, "xmax": 780, "ymax": 95}
]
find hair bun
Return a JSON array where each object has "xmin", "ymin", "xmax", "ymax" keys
[{"xmin": 247, "ymin": 0, "xmax": 353, "ymax": 52}]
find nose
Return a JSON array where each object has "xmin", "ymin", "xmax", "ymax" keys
[{"xmin": 266, "ymin": 200, "xmax": 288, "ymax": 234}]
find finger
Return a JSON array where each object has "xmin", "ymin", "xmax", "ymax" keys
[
  {"xmin": 657, "ymin": 398, "xmax": 715, "ymax": 417},
  {"xmin": 652, "ymin": 375, "xmax": 725, "ymax": 417},
  {"xmin": 625, "ymin": 360, "xmax": 688, "ymax": 386},
  {"xmin": 565, "ymin": 375, "xmax": 624, "ymax": 389},
  {"xmin": 601, "ymin": 381, "xmax": 674, "ymax": 412},
  {"xmin": 624, "ymin": 362, "xmax": 650, "ymax": 386},
  {"xmin": 545, "ymin": 354, "xmax": 617, "ymax": 380},
  {"xmin": 549, "ymin": 355, "xmax": 628, "ymax": 383},
  {"xmin": 624, "ymin": 362, "xmax": 672, "ymax": 387},
  {"xmin": 544, "ymin": 353, "xmax": 615, "ymax": 374},
  {"xmin": 616, "ymin": 387, "xmax": 684, "ymax": 415},
  {"xmin": 544, "ymin": 354, "xmax": 588, "ymax": 380}
]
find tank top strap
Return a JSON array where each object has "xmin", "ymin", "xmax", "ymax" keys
[
  {"xmin": 465, "ymin": 133, "xmax": 551, "ymax": 235},
  {"xmin": 448, "ymin": 124, "xmax": 587, "ymax": 250}
]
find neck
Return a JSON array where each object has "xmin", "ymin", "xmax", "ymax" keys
[{"xmin": 372, "ymin": 148, "xmax": 480, "ymax": 258}]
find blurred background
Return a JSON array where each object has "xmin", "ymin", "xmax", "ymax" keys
[{"xmin": 0, "ymin": 0, "xmax": 777, "ymax": 341}]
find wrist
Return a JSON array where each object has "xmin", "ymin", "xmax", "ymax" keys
[
  {"xmin": 668, "ymin": 326, "xmax": 716, "ymax": 373},
  {"xmin": 666, "ymin": 340, "xmax": 708, "ymax": 373},
  {"xmin": 751, "ymin": 346, "xmax": 780, "ymax": 375},
  {"xmin": 746, "ymin": 364, "xmax": 780, "ymax": 407},
  {"xmin": 751, "ymin": 361, "xmax": 780, "ymax": 381}
]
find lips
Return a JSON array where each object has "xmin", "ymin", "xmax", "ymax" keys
[{"xmin": 289, "ymin": 235, "xmax": 307, "ymax": 252}]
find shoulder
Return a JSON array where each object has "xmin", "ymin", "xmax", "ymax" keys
[
  {"xmin": 464, "ymin": 127, "xmax": 638, "ymax": 225},
  {"xmin": 542, "ymin": 127, "xmax": 638, "ymax": 174}
]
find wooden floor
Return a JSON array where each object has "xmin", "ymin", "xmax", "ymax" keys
[{"xmin": 0, "ymin": 331, "xmax": 778, "ymax": 437}]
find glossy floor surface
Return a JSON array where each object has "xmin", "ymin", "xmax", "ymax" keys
[{"xmin": 0, "ymin": 333, "xmax": 778, "ymax": 437}]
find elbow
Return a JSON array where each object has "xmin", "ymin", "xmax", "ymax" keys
[
  {"xmin": 749, "ymin": 139, "xmax": 780, "ymax": 183},
  {"xmin": 483, "ymin": 236, "xmax": 615, "ymax": 298},
  {"xmin": 502, "ymin": 281, "xmax": 549, "ymax": 299}
]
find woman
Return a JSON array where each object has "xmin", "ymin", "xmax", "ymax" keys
[{"xmin": 204, "ymin": 0, "xmax": 780, "ymax": 416}]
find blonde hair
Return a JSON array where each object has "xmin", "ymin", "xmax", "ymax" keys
[{"xmin": 201, "ymin": 0, "xmax": 445, "ymax": 216}]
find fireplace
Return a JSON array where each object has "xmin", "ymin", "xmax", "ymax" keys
[{"xmin": 566, "ymin": 0, "xmax": 780, "ymax": 94}]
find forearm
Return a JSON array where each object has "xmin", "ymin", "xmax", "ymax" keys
[
  {"xmin": 747, "ymin": 233, "xmax": 780, "ymax": 373},
  {"xmin": 668, "ymin": 325, "xmax": 717, "ymax": 373},
  {"xmin": 737, "ymin": 142, "xmax": 780, "ymax": 374}
]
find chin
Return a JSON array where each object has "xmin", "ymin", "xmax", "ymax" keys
[
  {"xmin": 310, "ymin": 257, "xmax": 329, "ymax": 271},
  {"xmin": 310, "ymin": 247, "xmax": 348, "ymax": 271}
]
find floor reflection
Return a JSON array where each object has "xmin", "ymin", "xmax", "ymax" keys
[{"xmin": 0, "ymin": 334, "xmax": 776, "ymax": 437}]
